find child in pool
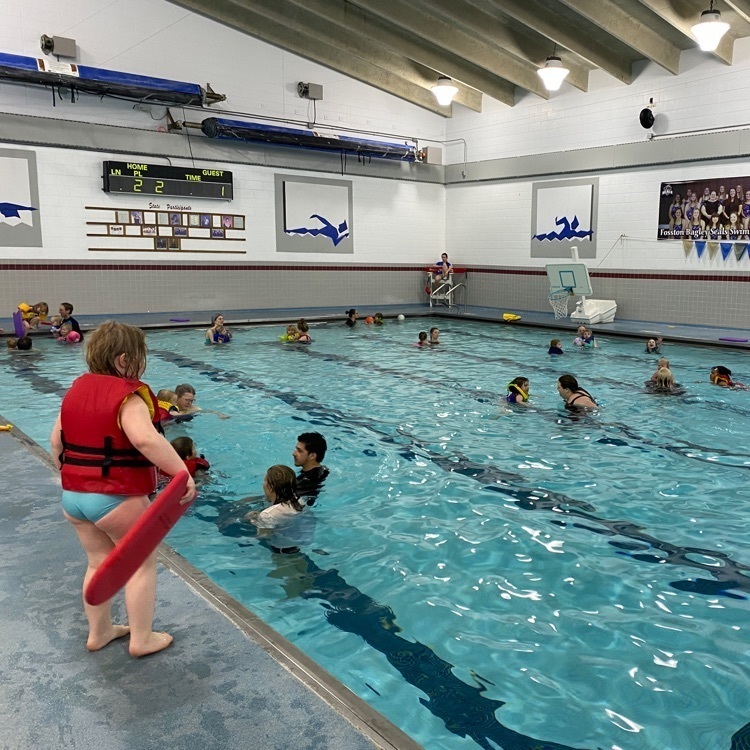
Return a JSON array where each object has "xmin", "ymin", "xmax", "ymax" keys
[
  {"xmin": 56, "ymin": 323, "xmax": 81, "ymax": 343},
  {"xmin": 710, "ymin": 366, "xmax": 743, "ymax": 388},
  {"xmin": 155, "ymin": 389, "xmax": 177, "ymax": 423},
  {"xmin": 170, "ymin": 436, "xmax": 210, "ymax": 477},
  {"xmin": 645, "ymin": 337, "xmax": 663, "ymax": 354},
  {"xmin": 49, "ymin": 320, "xmax": 196, "ymax": 657},
  {"xmin": 548, "ymin": 339, "xmax": 563, "ymax": 355},
  {"xmin": 243, "ymin": 465, "xmax": 310, "ymax": 552},
  {"xmin": 296, "ymin": 319, "xmax": 312, "ymax": 343},
  {"xmin": 48, "ymin": 315, "xmax": 63, "ymax": 336},
  {"xmin": 415, "ymin": 331, "xmax": 428, "ymax": 346},
  {"xmin": 506, "ymin": 377, "xmax": 530, "ymax": 405},
  {"xmin": 650, "ymin": 357, "xmax": 670, "ymax": 383},
  {"xmin": 281, "ymin": 324, "xmax": 299, "ymax": 342},
  {"xmin": 6, "ymin": 337, "xmax": 17, "ymax": 350},
  {"xmin": 373, "ymin": 312, "xmax": 384, "ymax": 326},
  {"xmin": 573, "ymin": 329, "xmax": 596, "ymax": 348}
]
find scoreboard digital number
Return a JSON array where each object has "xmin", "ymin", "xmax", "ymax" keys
[{"xmin": 102, "ymin": 161, "xmax": 233, "ymax": 200}]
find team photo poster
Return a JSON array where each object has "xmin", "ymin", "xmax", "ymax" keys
[{"xmin": 658, "ymin": 177, "xmax": 750, "ymax": 240}]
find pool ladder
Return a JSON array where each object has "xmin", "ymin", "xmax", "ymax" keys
[{"xmin": 426, "ymin": 269, "xmax": 467, "ymax": 313}]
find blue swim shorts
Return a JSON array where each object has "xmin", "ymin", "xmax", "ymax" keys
[{"xmin": 61, "ymin": 490, "xmax": 130, "ymax": 523}]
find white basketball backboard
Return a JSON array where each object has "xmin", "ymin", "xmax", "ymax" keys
[{"xmin": 545, "ymin": 263, "xmax": 592, "ymax": 296}]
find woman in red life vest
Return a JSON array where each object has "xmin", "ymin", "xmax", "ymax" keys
[{"xmin": 50, "ymin": 321, "xmax": 196, "ymax": 657}]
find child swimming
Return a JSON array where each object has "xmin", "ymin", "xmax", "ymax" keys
[
  {"xmin": 506, "ymin": 377, "xmax": 530, "ymax": 405},
  {"xmin": 645, "ymin": 337, "xmax": 663, "ymax": 353},
  {"xmin": 170, "ymin": 436, "xmax": 210, "ymax": 477},
  {"xmin": 548, "ymin": 339, "xmax": 563, "ymax": 355}
]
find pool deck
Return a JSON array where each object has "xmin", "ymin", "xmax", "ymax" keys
[{"xmin": 3, "ymin": 303, "xmax": 749, "ymax": 750}]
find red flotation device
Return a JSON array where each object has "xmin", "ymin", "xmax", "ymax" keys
[{"xmin": 84, "ymin": 470, "xmax": 193, "ymax": 605}]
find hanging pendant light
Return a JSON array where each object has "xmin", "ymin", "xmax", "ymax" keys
[
  {"xmin": 538, "ymin": 46, "xmax": 569, "ymax": 92},
  {"xmin": 691, "ymin": 0, "xmax": 730, "ymax": 52},
  {"xmin": 431, "ymin": 76, "xmax": 459, "ymax": 106}
]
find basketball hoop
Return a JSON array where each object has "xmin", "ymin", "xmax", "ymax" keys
[{"xmin": 548, "ymin": 288, "xmax": 573, "ymax": 319}]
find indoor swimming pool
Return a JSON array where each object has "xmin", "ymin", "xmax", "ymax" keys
[{"xmin": 3, "ymin": 319, "xmax": 750, "ymax": 750}]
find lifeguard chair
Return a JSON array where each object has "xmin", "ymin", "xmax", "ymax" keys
[{"xmin": 426, "ymin": 265, "xmax": 467, "ymax": 311}]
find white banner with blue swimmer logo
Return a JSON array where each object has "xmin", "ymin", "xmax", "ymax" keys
[
  {"xmin": 274, "ymin": 174, "xmax": 353, "ymax": 254},
  {"xmin": 0, "ymin": 148, "xmax": 42, "ymax": 247},
  {"xmin": 530, "ymin": 177, "xmax": 598, "ymax": 259}
]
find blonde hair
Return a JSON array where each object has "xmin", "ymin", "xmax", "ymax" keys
[
  {"xmin": 85, "ymin": 321, "xmax": 147, "ymax": 379},
  {"xmin": 156, "ymin": 389, "xmax": 176, "ymax": 403},
  {"xmin": 655, "ymin": 367, "xmax": 675, "ymax": 388},
  {"xmin": 265, "ymin": 465, "xmax": 302, "ymax": 510},
  {"xmin": 656, "ymin": 357, "xmax": 670, "ymax": 370}
]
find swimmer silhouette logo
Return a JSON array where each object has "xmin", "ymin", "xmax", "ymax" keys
[
  {"xmin": 0, "ymin": 149, "xmax": 43, "ymax": 247},
  {"xmin": 275, "ymin": 174, "xmax": 354, "ymax": 254},
  {"xmin": 530, "ymin": 178, "xmax": 598, "ymax": 259}
]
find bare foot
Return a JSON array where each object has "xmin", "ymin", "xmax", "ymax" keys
[
  {"xmin": 87, "ymin": 624, "xmax": 130, "ymax": 652},
  {"xmin": 129, "ymin": 631, "xmax": 173, "ymax": 658}
]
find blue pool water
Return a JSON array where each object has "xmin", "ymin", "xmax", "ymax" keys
[{"xmin": 3, "ymin": 320, "xmax": 750, "ymax": 750}]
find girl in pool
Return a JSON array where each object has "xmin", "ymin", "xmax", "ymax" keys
[
  {"xmin": 345, "ymin": 309, "xmax": 357, "ymax": 327},
  {"xmin": 415, "ymin": 331, "xmax": 428, "ymax": 347},
  {"xmin": 709, "ymin": 366, "xmax": 745, "ymax": 388},
  {"xmin": 649, "ymin": 357, "xmax": 670, "ymax": 383},
  {"xmin": 651, "ymin": 367, "xmax": 682, "ymax": 394},
  {"xmin": 557, "ymin": 374, "xmax": 598, "ymax": 410},
  {"xmin": 205, "ymin": 314, "xmax": 232, "ymax": 344},
  {"xmin": 50, "ymin": 320, "xmax": 196, "ymax": 657},
  {"xmin": 506, "ymin": 377, "xmax": 530, "ymax": 406},
  {"xmin": 243, "ymin": 465, "xmax": 309, "ymax": 552},
  {"xmin": 645, "ymin": 337, "xmax": 662, "ymax": 354},
  {"xmin": 296, "ymin": 319, "xmax": 312, "ymax": 343}
]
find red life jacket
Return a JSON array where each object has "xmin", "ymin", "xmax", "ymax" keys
[
  {"xmin": 183, "ymin": 456, "xmax": 210, "ymax": 477},
  {"xmin": 60, "ymin": 373, "xmax": 160, "ymax": 495}
]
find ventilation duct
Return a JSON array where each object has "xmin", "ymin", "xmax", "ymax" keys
[
  {"xmin": 200, "ymin": 117, "xmax": 419, "ymax": 162},
  {"xmin": 0, "ymin": 52, "xmax": 225, "ymax": 106}
]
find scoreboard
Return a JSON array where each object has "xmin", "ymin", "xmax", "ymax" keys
[{"xmin": 102, "ymin": 161, "xmax": 233, "ymax": 200}]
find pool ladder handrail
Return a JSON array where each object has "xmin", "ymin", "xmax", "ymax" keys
[{"xmin": 427, "ymin": 269, "xmax": 467, "ymax": 313}]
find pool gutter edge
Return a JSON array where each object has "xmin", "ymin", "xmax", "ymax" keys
[{"xmin": 157, "ymin": 545, "xmax": 423, "ymax": 750}]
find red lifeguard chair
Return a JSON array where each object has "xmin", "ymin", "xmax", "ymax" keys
[{"xmin": 425, "ymin": 265, "xmax": 467, "ymax": 311}]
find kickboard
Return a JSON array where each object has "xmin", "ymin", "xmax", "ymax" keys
[
  {"xmin": 85, "ymin": 471, "xmax": 193, "ymax": 606},
  {"xmin": 13, "ymin": 310, "xmax": 24, "ymax": 338}
]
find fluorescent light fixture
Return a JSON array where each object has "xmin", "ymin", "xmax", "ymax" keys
[
  {"xmin": 691, "ymin": 2, "xmax": 730, "ymax": 52},
  {"xmin": 538, "ymin": 55, "xmax": 569, "ymax": 92},
  {"xmin": 431, "ymin": 76, "xmax": 458, "ymax": 106}
]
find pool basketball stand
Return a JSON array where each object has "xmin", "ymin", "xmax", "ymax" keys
[
  {"xmin": 426, "ymin": 267, "xmax": 467, "ymax": 312},
  {"xmin": 546, "ymin": 252, "xmax": 617, "ymax": 324}
]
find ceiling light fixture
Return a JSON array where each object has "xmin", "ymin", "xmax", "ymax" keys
[
  {"xmin": 537, "ymin": 46, "xmax": 569, "ymax": 92},
  {"xmin": 431, "ymin": 76, "xmax": 458, "ymax": 106},
  {"xmin": 691, "ymin": 0, "xmax": 730, "ymax": 52}
]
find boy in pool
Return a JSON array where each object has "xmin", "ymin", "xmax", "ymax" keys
[
  {"xmin": 415, "ymin": 331, "xmax": 428, "ymax": 347},
  {"xmin": 373, "ymin": 312, "xmax": 384, "ymax": 326},
  {"xmin": 6, "ymin": 337, "xmax": 17, "ymax": 350},
  {"xmin": 548, "ymin": 339, "xmax": 563, "ymax": 355},
  {"xmin": 650, "ymin": 357, "xmax": 670, "ymax": 382}
]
